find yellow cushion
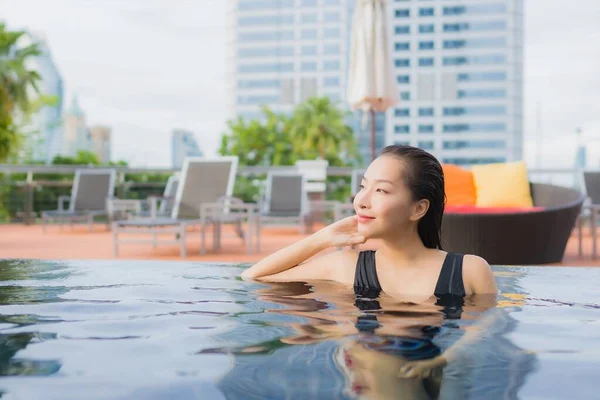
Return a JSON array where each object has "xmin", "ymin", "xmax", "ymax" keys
[
  {"xmin": 442, "ymin": 164, "xmax": 477, "ymax": 206},
  {"xmin": 471, "ymin": 161, "xmax": 534, "ymax": 207}
]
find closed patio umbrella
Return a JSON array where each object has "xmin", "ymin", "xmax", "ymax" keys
[{"xmin": 347, "ymin": 0, "xmax": 399, "ymax": 161}]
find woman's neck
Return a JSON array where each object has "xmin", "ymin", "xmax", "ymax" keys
[{"xmin": 377, "ymin": 227, "xmax": 430, "ymax": 265}]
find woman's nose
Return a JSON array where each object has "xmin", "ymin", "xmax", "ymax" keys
[{"xmin": 354, "ymin": 189, "xmax": 370, "ymax": 209}]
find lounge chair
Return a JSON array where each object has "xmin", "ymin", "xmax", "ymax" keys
[
  {"xmin": 112, "ymin": 156, "xmax": 239, "ymax": 257},
  {"xmin": 41, "ymin": 169, "xmax": 116, "ymax": 232},
  {"xmin": 107, "ymin": 174, "xmax": 180, "ymax": 221},
  {"xmin": 578, "ymin": 171, "xmax": 600, "ymax": 258},
  {"xmin": 255, "ymin": 172, "xmax": 312, "ymax": 250}
]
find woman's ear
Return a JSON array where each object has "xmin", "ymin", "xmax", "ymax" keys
[{"xmin": 409, "ymin": 199, "xmax": 430, "ymax": 222}]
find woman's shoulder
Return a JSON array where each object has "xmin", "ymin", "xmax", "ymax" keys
[
  {"xmin": 325, "ymin": 248, "xmax": 362, "ymax": 285},
  {"xmin": 459, "ymin": 254, "xmax": 497, "ymax": 294}
]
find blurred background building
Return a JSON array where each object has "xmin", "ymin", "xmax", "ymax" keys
[
  {"xmin": 20, "ymin": 32, "xmax": 64, "ymax": 164},
  {"xmin": 227, "ymin": 0, "xmax": 523, "ymax": 166},
  {"xmin": 171, "ymin": 129, "xmax": 203, "ymax": 168}
]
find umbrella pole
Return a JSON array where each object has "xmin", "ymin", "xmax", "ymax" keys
[{"xmin": 370, "ymin": 108, "xmax": 376, "ymax": 161}]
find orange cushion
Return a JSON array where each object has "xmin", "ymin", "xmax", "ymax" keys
[
  {"xmin": 445, "ymin": 205, "xmax": 545, "ymax": 214},
  {"xmin": 442, "ymin": 164, "xmax": 477, "ymax": 206}
]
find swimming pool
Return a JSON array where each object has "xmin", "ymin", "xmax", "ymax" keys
[{"xmin": 0, "ymin": 259, "xmax": 598, "ymax": 399}]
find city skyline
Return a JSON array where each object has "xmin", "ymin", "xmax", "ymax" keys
[{"xmin": 3, "ymin": 0, "xmax": 600, "ymax": 167}]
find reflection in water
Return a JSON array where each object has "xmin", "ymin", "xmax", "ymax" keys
[
  {"xmin": 0, "ymin": 260, "xmax": 69, "ymax": 379},
  {"xmin": 0, "ymin": 332, "xmax": 61, "ymax": 376},
  {"xmin": 210, "ymin": 278, "xmax": 538, "ymax": 400}
]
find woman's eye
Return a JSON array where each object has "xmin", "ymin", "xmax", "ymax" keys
[
  {"xmin": 359, "ymin": 184, "xmax": 364, "ymax": 190},
  {"xmin": 376, "ymin": 188, "xmax": 388, "ymax": 193}
]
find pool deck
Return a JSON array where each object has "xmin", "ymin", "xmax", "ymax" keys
[{"xmin": 0, "ymin": 223, "xmax": 597, "ymax": 267}]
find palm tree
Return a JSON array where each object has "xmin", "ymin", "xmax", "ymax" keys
[
  {"xmin": 287, "ymin": 97, "xmax": 359, "ymax": 165},
  {"xmin": 0, "ymin": 23, "xmax": 41, "ymax": 161}
]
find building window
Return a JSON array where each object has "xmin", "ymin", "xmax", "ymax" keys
[
  {"xmin": 395, "ymin": 9, "xmax": 410, "ymax": 18},
  {"xmin": 323, "ymin": 60, "xmax": 340, "ymax": 71},
  {"xmin": 301, "ymin": 13, "xmax": 318, "ymax": 23},
  {"xmin": 394, "ymin": 125, "xmax": 410, "ymax": 134},
  {"xmin": 301, "ymin": 45, "xmax": 317, "ymax": 55},
  {"xmin": 238, "ymin": 15, "xmax": 295, "ymax": 26},
  {"xmin": 395, "ymin": 108, "xmax": 410, "ymax": 117},
  {"xmin": 238, "ymin": 79, "xmax": 280, "ymax": 89},
  {"xmin": 419, "ymin": 24, "xmax": 435, "ymax": 33},
  {"xmin": 400, "ymin": 91, "xmax": 411, "ymax": 100},
  {"xmin": 301, "ymin": 61, "xmax": 317, "ymax": 72},
  {"xmin": 418, "ymin": 107, "xmax": 434, "ymax": 117},
  {"xmin": 457, "ymin": 89, "xmax": 507, "ymax": 99},
  {"xmin": 324, "ymin": 27, "xmax": 341, "ymax": 38},
  {"xmin": 238, "ymin": 31, "xmax": 294, "ymax": 42},
  {"xmin": 238, "ymin": 47, "xmax": 294, "ymax": 58},
  {"xmin": 443, "ymin": 157, "xmax": 506, "ymax": 166},
  {"xmin": 418, "ymin": 125, "xmax": 434, "ymax": 133},
  {"xmin": 394, "ymin": 58, "xmax": 410, "ymax": 67},
  {"xmin": 419, "ymin": 41, "xmax": 434, "ymax": 50},
  {"xmin": 443, "ymin": 37, "xmax": 506, "ymax": 49},
  {"xmin": 397, "ymin": 75, "xmax": 410, "ymax": 84},
  {"xmin": 443, "ymin": 140, "xmax": 506, "ymax": 150},
  {"xmin": 443, "ymin": 3, "xmax": 506, "ymax": 16},
  {"xmin": 395, "ymin": 25, "xmax": 410, "ymax": 34},
  {"xmin": 323, "ymin": 77, "xmax": 339, "ymax": 87},
  {"xmin": 442, "ymin": 123, "xmax": 506, "ymax": 133},
  {"xmin": 443, "ymin": 20, "xmax": 507, "ymax": 32},
  {"xmin": 443, "ymin": 106, "xmax": 506, "ymax": 116},
  {"xmin": 418, "ymin": 141, "xmax": 434, "ymax": 150},
  {"xmin": 419, "ymin": 8, "xmax": 434, "ymax": 16},
  {"xmin": 324, "ymin": 44, "xmax": 340, "ymax": 54},
  {"xmin": 395, "ymin": 42, "xmax": 410, "ymax": 51},
  {"xmin": 443, "ymin": 55, "xmax": 506, "ymax": 66},
  {"xmin": 238, "ymin": 63, "xmax": 294, "ymax": 73},
  {"xmin": 457, "ymin": 72, "xmax": 506, "ymax": 82},
  {"xmin": 324, "ymin": 12, "xmax": 340, "ymax": 22},
  {"xmin": 301, "ymin": 29, "xmax": 318, "ymax": 39},
  {"xmin": 237, "ymin": 95, "xmax": 280, "ymax": 105},
  {"xmin": 239, "ymin": 0, "xmax": 294, "ymax": 11},
  {"xmin": 419, "ymin": 57, "xmax": 434, "ymax": 66}
]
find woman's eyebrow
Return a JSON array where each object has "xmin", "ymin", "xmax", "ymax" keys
[{"xmin": 362, "ymin": 177, "xmax": 395, "ymax": 185}]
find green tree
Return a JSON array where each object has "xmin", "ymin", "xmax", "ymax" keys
[
  {"xmin": 219, "ymin": 106, "xmax": 295, "ymax": 166},
  {"xmin": 52, "ymin": 150, "xmax": 101, "ymax": 165},
  {"xmin": 0, "ymin": 23, "xmax": 42, "ymax": 162},
  {"xmin": 287, "ymin": 96, "xmax": 360, "ymax": 166}
]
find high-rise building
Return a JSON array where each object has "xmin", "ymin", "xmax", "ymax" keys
[
  {"xmin": 388, "ymin": 0, "xmax": 523, "ymax": 165},
  {"xmin": 228, "ymin": 0, "xmax": 524, "ymax": 166},
  {"xmin": 20, "ymin": 32, "xmax": 64, "ymax": 163},
  {"xmin": 63, "ymin": 96, "xmax": 91, "ymax": 157},
  {"xmin": 172, "ymin": 129, "xmax": 203, "ymax": 168},
  {"xmin": 90, "ymin": 125, "xmax": 112, "ymax": 164},
  {"xmin": 228, "ymin": 0, "xmax": 383, "ymax": 164}
]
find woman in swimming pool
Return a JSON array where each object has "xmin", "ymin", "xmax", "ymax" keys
[{"xmin": 242, "ymin": 145, "xmax": 497, "ymax": 299}]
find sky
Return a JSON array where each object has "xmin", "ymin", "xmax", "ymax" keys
[{"xmin": 2, "ymin": 0, "xmax": 600, "ymax": 168}]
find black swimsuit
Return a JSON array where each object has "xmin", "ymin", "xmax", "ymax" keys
[
  {"xmin": 353, "ymin": 250, "xmax": 466, "ymax": 298},
  {"xmin": 353, "ymin": 250, "xmax": 466, "ymax": 351}
]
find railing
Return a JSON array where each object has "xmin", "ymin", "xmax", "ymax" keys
[{"xmin": 0, "ymin": 164, "xmax": 590, "ymax": 225}]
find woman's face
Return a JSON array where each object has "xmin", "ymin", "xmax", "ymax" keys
[{"xmin": 353, "ymin": 155, "xmax": 420, "ymax": 239}]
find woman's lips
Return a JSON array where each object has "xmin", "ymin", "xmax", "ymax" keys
[{"xmin": 357, "ymin": 215, "xmax": 375, "ymax": 223}]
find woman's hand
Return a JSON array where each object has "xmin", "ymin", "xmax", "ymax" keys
[
  {"xmin": 396, "ymin": 355, "xmax": 447, "ymax": 379},
  {"xmin": 320, "ymin": 216, "xmax": 367, "ymax": 248}
]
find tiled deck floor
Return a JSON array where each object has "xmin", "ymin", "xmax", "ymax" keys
[{"xmin": 0, "ymin": 223, "xmax": 598, "ymax": 266}]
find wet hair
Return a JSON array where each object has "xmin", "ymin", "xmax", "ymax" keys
[{"xmin": 379, "ymin": 145, "xmax": 445, "ymax": 249}]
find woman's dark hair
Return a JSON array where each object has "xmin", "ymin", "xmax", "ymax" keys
[{"xmin": 380, "ymin": 145, "xmax": 445, "ymax": 249}]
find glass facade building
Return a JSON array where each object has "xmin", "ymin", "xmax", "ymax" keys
[
  {"xmin": 228, "ymin": 0, "xmax": 524, "ymax": 166},
  {"xmin": 389, "ymin": 0, "xmax": 524, "ymax": 165}
]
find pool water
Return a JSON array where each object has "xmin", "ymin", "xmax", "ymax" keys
[{"xmin": 0, "ymin": 259, "xmax": 598, "ymax": 399}]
